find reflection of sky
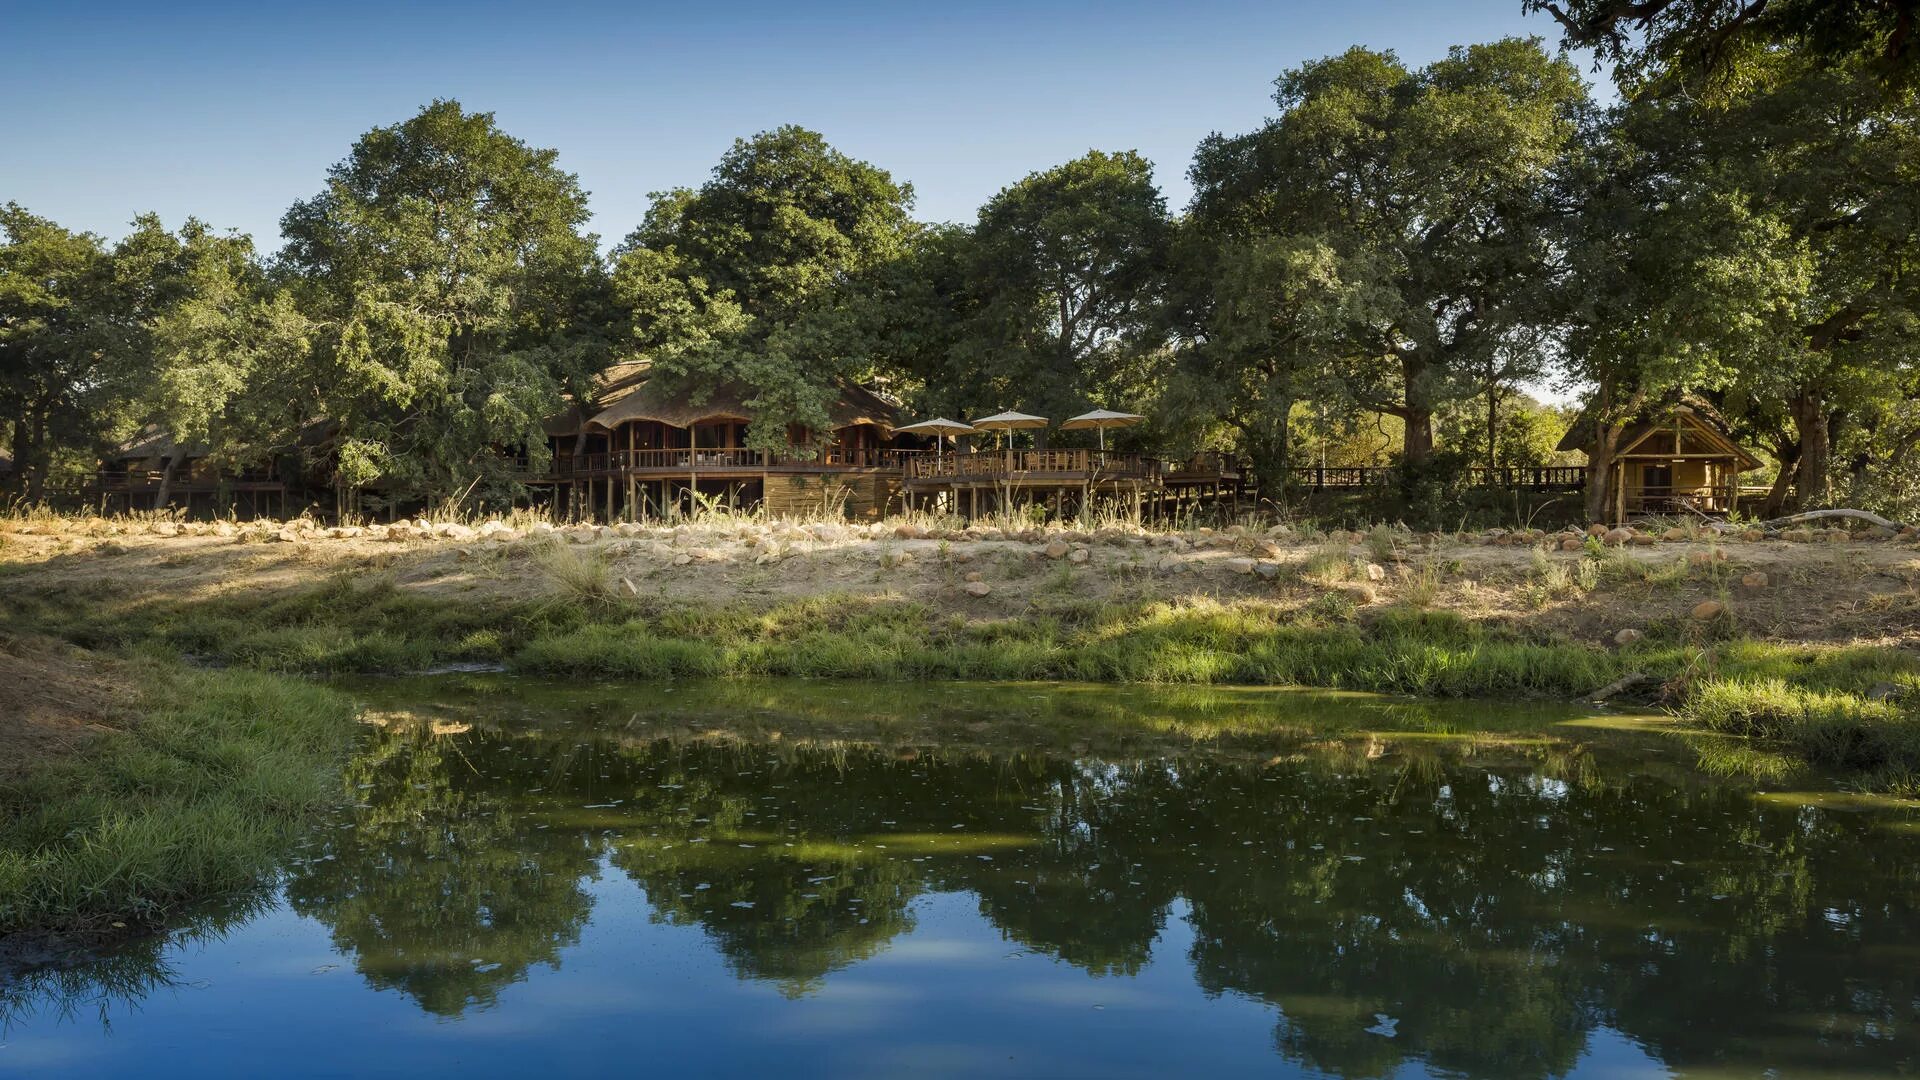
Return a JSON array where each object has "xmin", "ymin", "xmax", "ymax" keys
[{"xmin": 3, "ymin": 887, "xmax": 1675, "ymax": 1079}]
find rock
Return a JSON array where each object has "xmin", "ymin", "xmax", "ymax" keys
[
  {"xmin": 1629, "ymin": 533, "xmax": 1657, "ymax": 546},
  {"xmin": 615, "ymin": 522, "xmax": 642, "ymax": 537},
  {"xmin": 1866, "ymin": 682, "xmax": 1906, "ymax": 703},
  {"xmin": 529, "ymin": 522, "xmax": 558, "ymax": 536},
  {"xmin": 964, "ymin": 570, "xmax": 983, "ymax": 583},
  {"xmin": 672, "ymin": 553, "xmax": 693, "ymax": 566},
  {"xmin": 443, "ymin": 524, "xmax": 477, "ymax": 541},
  {"xmin": 1613, "ymin": 628, "xmax": 1644, "ymax": 646},
  {"xmin": 894, "ymin": 523, "xmax": 927, "ymax": 540},
  {"xmin": 1865, "ymin": 525, "xmax": 1897, "ymax": 540},
  {"xmin": 1156, "ymin": 556, "xmax": 1185, "ymax": 573},
  {"xmin": 1364, "ymin": 562, "xmax": 1387, "ymax": 582},
  {"xmin": 1782, "ymin": 527, "xmax": 1816, "ymax": 543},
  {"xmin": 1588, "ymin": 523, "xmax": 1610, "ymax": 537},
  {"xmin": 964, "ymin": 580, "xmax": 992, "ymax": 597},
  {"xmin": 1344, "ymin": 584, "xmax": 1378, "ymax": 605},
  {"xmin": 1686, "ymin": 549, "xmax": 1726, "ymax": 566},
  {"xmin": 384, "ymin": 524, "xmax": 415, "ymax": 541},
  {"xmin": 1225, "ymin": 557, "xmax": 1257, "ymax": 575},
  {"xmin": 1068, "ymin": 547, "xmax": 1090, "ymax": 564},
  {"xmin": 880, "ymin": 549, "xmax": 913, "ymax": 568},
  {"xmin": 1740, "ymin": 571, "xmax": 1769, "ymax": 589},
  {"xmin": 1742, "ymin": 529, "xmax": 1765, "ymax": 542},
  {"xmin": 1559, "ymin": 536, "xmax": 1584, "ymax": 552},
  {"xmin": 1253, "ymin": 562, "xmax": 1282, "ymax": 580},
  {"xmin": 1603, "ymin": 527, "xmax": 1633, "ymax": 546},
  {"xmin": 1690, "ymin": 599, "xmax": 1726, "ymax": 621},
  {"xmin": 488, "ymin": 528, "xmax": 519, "ymax": 543},
  {"xmin": 1662, "ymin": 527, "xmax": 1689, "ymax": 542},
  {"xmin": 1043, "ymin": 540, "xmax": 1070, "ymax": 560},
  {"xmin": 212, "ymin": 521, "xmax": 237, "ymax": 538},
  {"xmin": 151, "ymin": 521, "xmax": 180, "ymax": 537},
  {"xmin": 1255, "ymin": 540, "xmax": 1283, "ymax": 559},
  {"xmin": 272, "ymin": 528, "xmax": 300, "ymax": 543}
]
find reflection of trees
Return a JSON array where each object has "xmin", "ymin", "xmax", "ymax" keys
[
  {"xmin": 283, "ymin": 725, "xmax": 599, "ymax": 1016},
  {"xmin": 31, "ymin": 677, "xmax": 1911, "ymax": 1079}
]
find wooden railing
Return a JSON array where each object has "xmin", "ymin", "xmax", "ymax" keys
[
  {"xmin": 92, "ymin": 470, "xmax": 285, "ymax": 492},
  {"xmin": 1623, "ymin": 485, "xmax": 1739, "ymax": 515},
  {"xmin": 1289, "ymin": 465, "xmax": 1586, "ymax": 490},
  {"xmin": 908, "ymin": 449, "xmax": 1161, "ymax": 481},
  {"xmin": 546, "ymin": 447, "xmax": 927, "ymax": 478}
]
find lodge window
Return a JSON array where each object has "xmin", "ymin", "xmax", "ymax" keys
[{"xmin": 1642, "ymin": 465, "xmax": 1673, "ymax": 491}]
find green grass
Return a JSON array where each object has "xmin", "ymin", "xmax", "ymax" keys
[
  {"xmin": 0, "ymin": 663, "xmax": 359, "ymax": 936},
  {"xmin": 7, "ymin": 570, "xmax": 1920, "ymax": 793}
]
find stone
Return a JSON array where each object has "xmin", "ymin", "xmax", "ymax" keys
[
  {"xmin": 1865, "ymin": 525, "xmax": 1897, "ymax": 540},
  {"xmin": 1740, "ymin": 571, "xmax": 1768, "ymax": 588},
  {"xmin": 1225, "ymin": 557, "xmax": 1257, "ymax": 575},
  {"xmin": 384, "ymin": 524, "xmax": 415, "ymax": 542},
  {"xmin": 1742, "ymin": 529, "xmax": 1765, "ymax": 542},
  {"xmin": 1613, "ymin": 628, "xmax": 1644, "ymax": 646},
  {"xmin": 1629, "ymin": 533, "xmax": 1657, "ymax": 546},
  {"xmin": 1156, "ymin": 556, "xmax": 1185, "ymax": 573},
  {"xmin": 488, "ymin": 528, "xmax": 519, "ymax": 543},
  {"xmin": 1603, "ymin": 527, "xmax": 1633, "ymax": 546},
  {"xmin": 444, "ymin": 524, "xmax": 477, "ymax": 542},
  {"xmin": 672, "ymin": 553, "xmax": 692, "ymax": 566},
  {"xmin": 964, "ymin": 571, "xmax": 983, "ymax": 583},
  {"xmin": 1662, "ymin": 527, "xmax": 1689, "ymax": 542},
  {"xmin": 1559, "ymin": 536, "xmax": 1584, "ymax": 552},
  {"xmin": 1043, "ymin": 540, "xmax": 1070, "ymax": 559},
  {"xmin": 615, "ymin": 522, "xmax": 642, "ymax": 537},
  {"xmin": 1344, "ymin": 584, "xmax": 1378, "ymax": 605},
  {"xmin": 1364, "ymin": 562, "xmax": 1387, "ymax": 582},
  {"xmin": 1690, "ymin": 600, "xmax": 1726, "ymax": 621},
  {"xmin": 272, "ymin": 528, "xmax": 300, "ymax": 543},
  {"xmin": 894, "ymin": 523, "xmax": 926, "ymax": 540},
  {"xmin": 1255, "ymin": 540, "xmax": 1283, "ymax": 559},
  {"xmin": 1685, "ymin": 550, "xmax": 1725, "ymax": 566},
  {"xmin": 151, "ymin": 521, "xmax": 180, "ymax": 537},
  {"xmin": 1781, "ymin": 527, "xmax": 1816, "ymax": 543},
  {"xmin": 212, "ymin": 521, "xmax": 237, "ymax": 538},
  {"xmin": 964, "ymin": 580, "xmax": 992, "ymax": 597},
  {"xmin": 881, "ymin": 549, "xmax": 913, "ymax": 568},
  {"xmin": 1067, "ymin": 547, "xmax": 1090, "ymax": 564},
  {"xmin": 1253, "ymin": 562, "xmax": 1282, "ymax": 580},
  {"xmin": 1588, "ymin": 523, "xmax": 1610, "ymax": 537}
]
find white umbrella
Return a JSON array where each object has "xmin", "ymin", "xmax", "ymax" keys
[
  {"xmin": 1061, "ymin": 408, "xmax": 1146, "ymax": 450},
  {"xmin": 895, "ymin": 417, "xmax": 974, "ymax": 471}
]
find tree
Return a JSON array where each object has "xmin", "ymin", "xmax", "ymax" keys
[
  {"xmin": 143, "ymin": 224, "xmax": 312, "ymax": 508},
  {"xmin": 0, "ymin": 206, "xmax": 176, "ymax": 502},
  {"xmin": 280, "ymin": 99, "xmax": 607, "ymax": 504},
  {"xmin": 1189, "ymin": 40, "xmax": 1590, "ymax": 468},
  {"xmin": 1526, "ymin": 0, "xmax": 1920, "ymax": 95},
  {"xmin": 954, "ymin": 150, "xmax": 1173, "ymax": 422},
  {"xmin": 612, "ymin": 126, "xmax": 916, "ymax": 449}
]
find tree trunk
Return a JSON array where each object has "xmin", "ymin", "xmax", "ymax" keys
[
  {"xmin": 1584, "ymin": 422, "xmax": 1622, "ymax": 524},
  {"xmin": 1789, "ymin": 388, "xmax": 1831, "ymax": 511},
  {"xmin": 1243, "ymin": 405, "xmax": 1295, "ymax": 503},
  {"xmin": 153, "ymin": 455, "xmax": 179, "ymax": 512},
  {"xmin": 1486, "ymin": 385, "xmax": 1498, "ymax": 473},
  {"xmin": 1762, "ymin": 440, "xmax": 1799, "ymax": 519},
  {"xmin": 1403, "ymin": 409, "xmax": 1435, "ymax": 466}
]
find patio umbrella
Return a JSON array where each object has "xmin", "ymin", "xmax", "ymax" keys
[
  {"xmin": 970, "ymin": 410, "xmax": 1050, "ymax": 449},
  {"xmin": 895, "ymin": 417, "xmax": 974, "ymax": 470},
  {"xmin": 1061, "ymin": 408, "xmax": 1145, "ymax": 450}
]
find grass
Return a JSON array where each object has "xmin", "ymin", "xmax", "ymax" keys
[
  {"xmin": 0, "ymin": 662, "xmax": 359, "ymax": 936},
  {"xmin": 7, "ymin": 564, "xmax": 1920, "ymax": 794}
]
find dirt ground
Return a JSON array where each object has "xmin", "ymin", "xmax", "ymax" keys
[
  {"xmin": 0, "ymin": 633, "xmax": 133, "ymax": 777},
  {"xmin": 4, "ymin": 514, "xmax": 1919, "ymax": 650}
]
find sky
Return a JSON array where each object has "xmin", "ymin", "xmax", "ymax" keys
[{"xmin": 2, "ymin": 0, "xmax": 1602, "ymax": 252}]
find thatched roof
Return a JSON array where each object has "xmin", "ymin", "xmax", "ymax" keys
[
  {"xmin": 543, "ymin": 363, "xmax": 904, "ymax": 437},
  {"xmin": 110, "ymin": 425, "xmax": 210, "ymax": 462},
  {"xmin": 1555, "ymin": 395, "xmax": 1752, "ymax": 462}
]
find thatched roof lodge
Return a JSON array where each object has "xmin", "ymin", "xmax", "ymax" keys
[{"xmin": 1557, "ymin": 400, "xmax": 1764, "ymax": 524}]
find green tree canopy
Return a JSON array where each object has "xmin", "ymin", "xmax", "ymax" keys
[
  {"xmin": 611, "ymin": 126, "xmax": 916, "ymax": 449},
  {"xmin": 280, "ymin": 99, "xmax": 607, "ymax": 501}
]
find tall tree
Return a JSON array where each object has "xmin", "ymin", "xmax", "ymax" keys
[
  {"xmin": 612, "ymin": 126, "xmax": 916, "ymax": 448},
  {"xmin": 1190, "ymin": 40, "xmax": 1590, "ymax": 467},
  {"xmin": 954, "ymin": 150, "xmax": 1173, "ymax": 421},
  {"xmin": 280, "ymin": 99, "xmax": 607, "ymax": 502},
  {"xmin": 0, "ymin": 206, "xmax": 176, "ymax": 502}
]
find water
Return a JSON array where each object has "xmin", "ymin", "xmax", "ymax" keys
[{"xmin": 5, "ymin": 677, "xmax": 1918, "ymax": 1078}]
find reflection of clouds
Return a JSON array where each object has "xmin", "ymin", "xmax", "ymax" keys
[
  {"xmin": 871, "ymin": 936, "xmax": 1002, "ymax": 965},
  {"xmin": 996, "ymin": 980, "xmax": 1173, "ymax": 1010}
]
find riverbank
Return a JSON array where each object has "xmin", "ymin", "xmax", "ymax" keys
[
  {"xmin": 0, "ymin": 637, "xmax": 357, "ymax": 949},
  {"xmin": 4, "ymin": 511, "xmax": 1918, "ymax": 794}
]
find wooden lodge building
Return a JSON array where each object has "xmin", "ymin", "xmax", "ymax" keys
[
  {"xmin": 1555, "ymin": 401, "xmax": 1765, "ymax": 524},
  {"xmin": 533, "ymin": 363, "xmax": 1243, "ymax": 521}
]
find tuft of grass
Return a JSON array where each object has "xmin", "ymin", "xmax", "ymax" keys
[{"xmin": 0, "ymin": 662, "xmax": 358, "ymax": 936}]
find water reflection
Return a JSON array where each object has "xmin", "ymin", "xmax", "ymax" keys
[{"xmin": 9, "ymin": 678, "xmax": 1920, "ymax": 1078}]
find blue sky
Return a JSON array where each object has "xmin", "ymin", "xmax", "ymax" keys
[{"xmin": 2, "ymin": 1, "xmax": 1597, "ymax": 250}]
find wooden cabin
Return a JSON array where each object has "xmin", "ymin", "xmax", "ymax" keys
[
  {"xmin": 95, "ymin": 426, "xmax": 291, "ymax": 517},
  {"xmin": 536, "ymin": 367, "xmax": 926, "ymax": 520},
  {"xmin": 1558, "ymin": 403, "xmax": 1764, "ymax": 524}
]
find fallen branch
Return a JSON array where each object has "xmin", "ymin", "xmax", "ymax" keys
[
  {"xmin": 1587, "ymin": 672, "xmax": 1655, "ymax": 704},
  {"xmin": 1756, "ymin": 508, "xmax": 1905, "ymax": 530}
]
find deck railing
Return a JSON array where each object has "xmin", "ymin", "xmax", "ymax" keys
[
  {"xmin": 1288, "ymin": 465, "xmax": 1587, "ymax": 490},
  {"xmin": 546, "ymin": 447, "xmax": 928, "ymax": 478},
  {"xmin": 908, "ymin": 449, "xmax": 1162, "ymax": 481}
]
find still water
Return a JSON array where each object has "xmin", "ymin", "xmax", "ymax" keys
[{"xmin": 4, "ymin": 677, "xmax": 1918, "ymax": 1078}]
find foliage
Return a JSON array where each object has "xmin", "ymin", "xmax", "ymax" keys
[{"xmin": 279, "ymin": 99, "xmax": 608, "ymax": 499}]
